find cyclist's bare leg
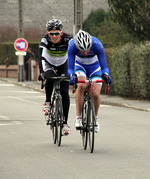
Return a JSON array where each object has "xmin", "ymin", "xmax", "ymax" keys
[
  {"xmin": 75, "ymin": 76, "xmax": 86, "ymax": 116},
  {"xmin": 91, "ymin": 84, "xmax": 102, "ymax": 116}
]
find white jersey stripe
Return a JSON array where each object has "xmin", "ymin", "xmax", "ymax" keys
[
  {"xmin": 76, "ymin": 55, "xmax": 98, "ymax": 65},
  {"xmin": 89, "ymin": 66, "xmax": 101, "ymax": 77},
  {"xmin": 41, "ymin": 46, "xmax": 68, "ymax": 67}
]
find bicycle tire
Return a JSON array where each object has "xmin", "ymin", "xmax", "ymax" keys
[
  {"xmin": 52, "ymin": 122, "xmax": 57, "ymax": 144},
  {"xmin": 56, "ymin": 97, "xmax": 63, "ymax": 146},
  {"xmin": 50, "ymin": 98, "xmax": 57, "ymax": 144},
  {"xmin": 88, "ymin": 101, "xmax": 95, "ymax": 153},
  {"xmin": 81, "ymin": 100, "xmax": 88, "ymax": 150}
]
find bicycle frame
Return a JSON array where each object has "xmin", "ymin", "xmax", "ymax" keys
[
  {"xmin": 74, "ymin": 79, "xmax": 109, "ymax": 153},
  {"xmin": 43, "ymin": 76, "xmax": 68, "ymax": 146}
]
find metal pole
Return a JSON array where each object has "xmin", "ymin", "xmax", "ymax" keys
[
  {"xmin": 73, "ymin": 0, "xmax": 75, "ymax": 37},
  {"xmin": 74, "ymin": 0, "xmax": 83, "ymax": 34},
  {"xmin": 18, "ymin": 0, "xmax": 24, "ymax": 82},
  {"xmin": 18, "ymin": 0, "xmax": 23, "ymax": 38}
]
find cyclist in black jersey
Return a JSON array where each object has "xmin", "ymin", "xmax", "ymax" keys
[{"xmin": 38, "ymin": 19, "xmax": 72, "ymax": 135}]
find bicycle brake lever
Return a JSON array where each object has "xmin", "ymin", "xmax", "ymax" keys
[
  {"xmin": 105, "ymin": 83, "xmax": 109, "ymax": 93},
  {"xmin": 72, "ymin": 83, "xmax": 78, "ymax": 94},
  {"xmin": 72, "ymin": 86, "xmax": 75, "ymax": 94}
]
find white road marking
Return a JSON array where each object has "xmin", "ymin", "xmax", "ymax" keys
[
  {"xmin": 0, "ymin": 115, "xmax": 22, "ymax": 126},
  {"xmin": 70, "ymin": 104, "xmax": 111, "ymax": 107},
  {"xmin": 0, "ymin": 121, "xmax": 22, "ymax": 126},
  {"xmin": 0, "ymin": 84, "xmax": 15, "ymax": 87},
  {"xmin": 0, "ymin": 115, "xmax": 9, "ymax": 120},
  {"xmin": 0, "ymin": 91, "xmax": 40, "ymax": 93},
  {"xmin": 14, "ymin": 91, "xmax": 40, "ymax": 93},
  {"xmin": 8, "ymin": 96, "xmax": 39, "ymax": 104}
]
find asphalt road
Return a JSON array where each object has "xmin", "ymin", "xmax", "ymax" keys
[{"xmin": 0, "ymin": 80, "xmax": 150, "ymax": 179}]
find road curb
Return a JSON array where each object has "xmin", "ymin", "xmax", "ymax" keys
[{"xmin": 101, "ymin": 101, "xmax": 150, "ymax": 112}]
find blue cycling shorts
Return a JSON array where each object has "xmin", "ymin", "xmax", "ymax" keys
[
  {"xmin": 75, "ymin": 61, "xmax": 102, "ymax": 80},
  {"xmin": 75, "ymin": 61, "xmax": 103, "ymax": 86}
]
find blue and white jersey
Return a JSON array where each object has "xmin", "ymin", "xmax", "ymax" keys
[{"xmin": 67, "ymin": 36, "xmax": 109, "ymax": 77}]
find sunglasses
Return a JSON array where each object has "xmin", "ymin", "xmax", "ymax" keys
[{"xmin": 48, "ymin": 31, "xmax": 61, "ymax": 36}]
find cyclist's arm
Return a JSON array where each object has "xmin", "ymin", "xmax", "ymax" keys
[
  {"xmin": 39, "ymin": 37, "xmax": 48, "ymax": 73},
  {"xmin": 67, "ymin": 39, "xmax": 76, "ymax": 76},
  {"xmin": 93, "ymin": 38, "xmax": 109, "ymax": 74},
  {"xmin": 39, "ymin": 48, "xmax": 44, "ymax": 73}
]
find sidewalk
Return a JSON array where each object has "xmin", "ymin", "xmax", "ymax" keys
[{"xmin": 1, "ymin": 78, "xmax": 150, "ymax": 112}]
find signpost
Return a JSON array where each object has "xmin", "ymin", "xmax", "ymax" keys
[{"xmin": 14, "ymin": 38, "xmax": 28, "ymax": 82}]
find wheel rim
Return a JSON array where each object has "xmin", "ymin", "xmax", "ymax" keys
[
  {"xmin": 52, "ymin": 121, "xmax": 57, "ymax": 144},
  {"xmin": 88, "ymin": 103, "xmax": 95, "ymax": 153},
  {"xmin": 81, "ymin": 101, "xmax": 88, "ymax": 150},
  {"xmin": 56, "ymin": 99, "xmax": 63, "ymax": 146}
]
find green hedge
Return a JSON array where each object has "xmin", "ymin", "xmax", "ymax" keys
[
  {"xmin": 0, "ymin": 43, "xmax": 17, "ymax": 65},
  {"xmin": 0, "ymin": 42, "xmax": 40, "ymax": 65},
  {"xmin": 108, "ymin": 41, "xmax": 150, "ymax": 100}
]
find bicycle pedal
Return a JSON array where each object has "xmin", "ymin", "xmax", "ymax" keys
[
  {"xmin": 64, "ymin": 131, "xmax": 69, "ymax": 135},
  {"xmin": 44, "ymin": 111, "xmax": 49, "ymax": 116},
  {"xmin": 62, "ymin": 131, "xmax": 69, "ymax": 136}
]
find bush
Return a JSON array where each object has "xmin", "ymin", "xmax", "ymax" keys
[
  {"xmin": 129, "ymin": 42, "xmax": 150, "ymax": 99},
  {"xmin": 0, "ymin": 43, "xmax": 17, "ymax": 65},
  {"xmin": 83, "ymin": 8, "xmax": 137, "ymax": 48},
  {"xmin": 83, "ymin": 8, "xmax": 106, "ymax": 33},
  {"xmin": 110, "ymin": 44, "xmax": 133, "ymax": 97},
  {"xmin": 96, "ymin": 20, "xmax": 137, "ymax": 48},
  {"xmin": 109, "ymin": 41, "xmax": 150, "ymax": 99}
]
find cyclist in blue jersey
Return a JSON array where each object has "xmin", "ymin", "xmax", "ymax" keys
[{"xmin": 68, "ymin": 30, "xmax": 112, "ymax": 132}]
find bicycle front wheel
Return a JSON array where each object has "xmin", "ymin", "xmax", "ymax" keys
[
  {"xmin": 56, "ymin": 97, "xmax": 63, "ymax": 146},
  {"xmin": 88, "ymin": 101, "xmax": 95, "ymax": 153},
  {"xmin": 50, "ymin": 100, "xmax": 57, "ymax": 144},
  {"xmin": 81, "ymin": 100, "xmax": 88, "ymax": 150}
]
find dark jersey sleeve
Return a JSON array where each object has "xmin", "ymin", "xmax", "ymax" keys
[{"xmin": 39, "ymin": 47, "xmax": 44, "ymax": 73}]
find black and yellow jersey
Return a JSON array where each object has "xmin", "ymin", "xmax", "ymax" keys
[{"xmin": 39, "ymin": 33, "xmax": 72, "ymax": 73}]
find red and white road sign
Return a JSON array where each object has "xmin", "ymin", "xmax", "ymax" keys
[{"xmin": 14, "ymin": 38, "xmax": 28, "ymax": 52}]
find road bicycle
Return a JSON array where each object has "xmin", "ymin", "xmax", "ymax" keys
[
  {"xmin": 41, "ymin": 76, "xmax": 68, "ymax": 146},
  {"xmin": 73, "ymin": 79, "xmax": 109, "ymax": 153}
]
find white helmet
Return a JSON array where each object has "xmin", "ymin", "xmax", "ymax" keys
[{"xmin": 75, "ymin": 30, "xmax": 92, "ymax": 51}]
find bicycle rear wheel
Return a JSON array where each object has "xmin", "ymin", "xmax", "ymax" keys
[
  {"xmin": 88, "ymin": 101, "xmax": 95, "ymax": 153},
  {"xmin": 56, "ymin": 97, "xmax": 63, "ymax": 146},
  {"xmin": 81, "ymin": 101, "xmax": 88, "ymax": 150}
]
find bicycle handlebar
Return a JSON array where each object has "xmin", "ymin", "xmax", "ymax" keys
[
  {"xmin": 41, "ymin": 76, "xmax": 69, "ymax": 89},
  {"xmin": 77, "ymin": 79, "xmax": 105, "ymax": 83},
  {"xmin": 72, "ymin": 79, "xmax": 109, "ymax": 94},
  {"xmin": 47, "ymin": 76, "xmax": 69, "ymax": 80}
]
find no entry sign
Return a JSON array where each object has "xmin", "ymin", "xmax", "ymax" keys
[{"xmin": 14, "ymin": 38, "xmax": 28, "ymax": 52}]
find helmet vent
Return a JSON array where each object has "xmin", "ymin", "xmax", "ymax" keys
[{"xmin": 75, "ymin": 30, "xmax": 92, "ymax": 51}]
